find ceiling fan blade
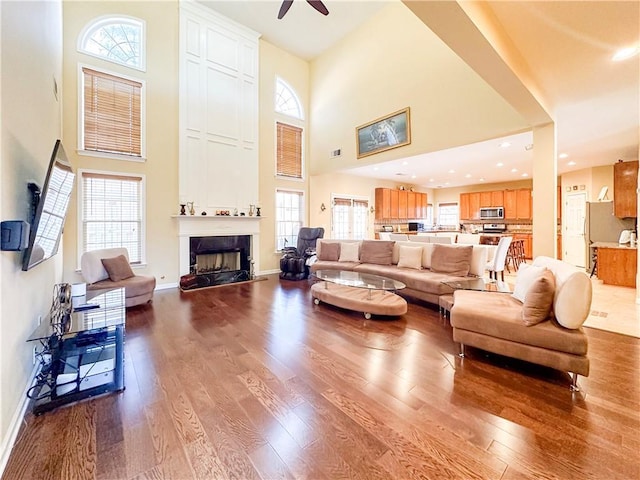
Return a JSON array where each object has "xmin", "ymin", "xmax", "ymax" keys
[
  {"xmin": 307, "ymin": 0, "xmax": 329, "ymax": 16},
  {"xmin": 278, "ymin": 0, "xmax": 294, "ymax": 19}
]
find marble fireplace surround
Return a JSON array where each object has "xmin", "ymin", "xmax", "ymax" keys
[{"xmin": 175, "ymin": 216, "xmax": 261, "ymax": 277}]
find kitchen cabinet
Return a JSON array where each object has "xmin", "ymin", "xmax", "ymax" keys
[
  {"xmin": 398, "ymin": 190, "xmax": 408, "ymax": 218},
  {"xmin": 597, "ymin": 246, "xmax": 637, "ymax": 287},
  {"xmin": 504, "ymin": 190, "xmax": 517, "ymax": 219},
  {"xmin": 557, "ymin": 186, "xmax": 562, "ymax": 222},
  {"xmin": 407, "ymin": 192, "xmax": 416, "ymax": 218},
  {"xmin": 418, "ymin": 193, "xmax": 427, "ymax": 218},
  {"xmin": 514, "ymin": 233, "xmax": 533, "ymax": 259},
  {"xmin": 375, "ymin": 188, "xmax": 427, "ymax": 220},
  {"xmin": 516, "ymin": 189, "xmax": 532, "ymax": 219},
  {"xmin": 375, "ymin": 188, "xmax": 390, "ymax": 220},
  {"xmin": 613, "ymin": 160, "xmax": 638, "ymax": 218},
  {"xmin": 469, "ymin": 192, "xmax": 481, "ymax": 220},
  {"xmin": 557, "ymin": 234, "xmax": 562, "ymax": 260},
  {"xmin": 459, "ymin": 193, "xmax": 470, "ymax": 220},
  {"xmin": 480, "ymin": 191, "xmax": 492, "ymax": 208},
  {"xmin": 390, "ymin": 189, "xmax": 399, "ymax": 219},
  {"xmin": 491, "ymin": 190, "xmax": 504, "ymax": 208}
]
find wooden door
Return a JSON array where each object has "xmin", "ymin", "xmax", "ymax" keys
[
  {"xmin": 613, "ymin": 160, "xmax": 638, "ymax": 218},
  {"xmin": 407, "ymin": 192, "xmax": 416, "ymax": 219},
  {"xmin": 389, "ymin": 189, "xmax": 399, "ymax": 219},
  {"xmin": 398, "ymin": 190, "xmax": 408, "ymax": 219},
  {"xmin": 459, "ymin": 193, "xmax": 470, "ymax": 220},
  {"xmin": 491, "ymin": 190, "xmax": 504, "ymax": 207},
  {"xmin": 469, "ymin": 192, "xmax": 481, "ymax": 220},
  {"xmin": 480, "ymin": 191, "xmax": 492, "ymax": 208},
  {"xmin": 516, "ymin": 189, "xmax": 532, "ymax": 219},
  {"xmin": 504, "ymin": 190, "xmax": 517, "ymax": 219},
  {"xmin": 375, "ymin": 188, "xmax": 390, "ymax": 220}
]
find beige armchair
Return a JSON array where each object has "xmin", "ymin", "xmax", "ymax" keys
[{"xmin": 80, "ymin": 247, "xmax": 155, "ymax": 307}]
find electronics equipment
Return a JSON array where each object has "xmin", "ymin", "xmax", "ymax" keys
[
  {"xmin": 22, "ymin": 140, "xmax": 75, "ymax": 271},
  {"xmin": 482, "ymin": 223, "xmax": 508, "ymax": 233},
  {"xmin": 0, "ymin": 220, "xmax": 29, "ymax": 251},
  {"xmin": 381, "ymin": 225, "xmax": 394, "ymax": 232},
  {"xmin": 408, "ymin": 222, "xmax": 424, "ymax": 232},
  {"xmin": 479, "ymin": 207, "xmax": 504, "ymax": 220}
]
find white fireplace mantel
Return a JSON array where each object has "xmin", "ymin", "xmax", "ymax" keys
[{"xmin": 173, "ymin": 215, "xmax": 262, "ymax": 275}]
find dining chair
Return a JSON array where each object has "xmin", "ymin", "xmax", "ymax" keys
[{"xmin": 486, "ymin": 236, "xmax": 512, "ymax": 281}]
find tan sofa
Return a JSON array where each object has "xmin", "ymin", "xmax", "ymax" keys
[
  {"xmin": 450, "ymin": 256, "xmax": 592, "ymax": 389},
  {"xmin": 310, "ymin": 239, "xmax": 489, "ymax": 306}
]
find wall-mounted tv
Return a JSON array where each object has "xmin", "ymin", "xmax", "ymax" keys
[{"xmin": 22, "ymin": 140, "xmax": 75, "ymax": 271}]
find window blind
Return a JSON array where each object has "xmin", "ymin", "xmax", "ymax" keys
[
  {"xmin": 81, "ymin": 172, "xmax": 143, "ymax": 262},
  {"xmin": 276, "ymin": 122, "xmax": 302, "ymax": 178},
  {"xmin": 83, "ymin": 67, "xmax": 142, "ymax": 157}
]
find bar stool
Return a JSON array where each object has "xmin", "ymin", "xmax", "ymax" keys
[{"xmin": 506, "ymin": 239, "xmax": 525, "ymax": 272}]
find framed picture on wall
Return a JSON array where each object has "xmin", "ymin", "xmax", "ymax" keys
[{"xmin": 356, "ymin": 107, "xmax": 411, "ymax": 158}]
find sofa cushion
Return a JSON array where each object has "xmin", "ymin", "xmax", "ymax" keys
[
  {"xmin": 451, "ymin": 290, "xmax": 588, "ymax": 356},
  {"xmin": 512, "ymin": 263, "xmax": 547, "ymax": 303},
  {"xmin": 81, "ymin": 247, "xmax": 129, "ymax": 284},
  {"xmin": 431, "ymin": 244, "xmax": 473, "ymax": 276},
  {"xmin": 318, "ymin": 242, "xmax": 340, "ymax": 261},
  {"xmin": 311, "ymin": 261, "xmax": 360, "ymax": 273},
  {"xmin": 523, "ymin": 269, "xmax": 556, "ymax": 326},
  {"xmin": 397, "ymin": 245, "xmax": 423, "ymax": 270},
  {"xmin": 101, "ymin": 255, "xmax": 135, "ymax": 281},
  {"xmin": 338, "ymin": 242, "xmax": 360, "ymax": 262},
  {"xmin": 359, "ymin": 240, "xmax": 394, "ymax": 265}
]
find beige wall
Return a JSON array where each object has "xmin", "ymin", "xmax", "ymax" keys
[
  {"xmin": 61, "ymin": 1, "xmax": 180, "ymax": 286},
  {"xmin": 560, "ymin": 165, "xmax": 614, "ymax": 203},
  {"xmin": 0, "ymin": 0, "xmax": 63, "ymax": 462}
]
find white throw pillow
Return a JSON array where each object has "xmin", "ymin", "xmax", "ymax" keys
[
  {"xmin": 397, "ymin": 245, "xmax": 423, "ymax": 270},
  {"xmin": 512, "ymin": 263, "xmax": 547, "ymax": 303},
  {"xmin": 338, "ymin": 242, "xmax": 360, "ymax": 262},
  {"xmin": 421, "ymin": 243, "xmax": 434, "ymax": 269}
]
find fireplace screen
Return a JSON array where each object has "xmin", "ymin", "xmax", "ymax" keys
[{"xmin": 195, "ymin": 251, "xmax": 240, "ymax": 275}]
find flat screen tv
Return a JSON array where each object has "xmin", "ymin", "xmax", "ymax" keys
[{"xmin": 22, "ymin": 140, "xmax": 75, "ymax": 271}]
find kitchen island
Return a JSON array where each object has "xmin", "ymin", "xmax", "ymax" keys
[{"xmin": 591, "ymin": 242, "xmax": 637, "ymax": 288}]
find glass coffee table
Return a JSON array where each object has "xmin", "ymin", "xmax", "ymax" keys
[{"xmin": 312, "ymin": 270, "xmax": 407, "ymax": 319}]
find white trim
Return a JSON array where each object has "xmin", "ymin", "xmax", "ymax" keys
[
  {"xmin": 275, "ymin": 76, "xmax": 304, "ymax": 120},
  {"xmin": 77, "ymin": 63, "xmax": 147, "ymax": 160},
  {"xmin": 76, "ymin": 168, "xmax": 147, "ymax": 268},
  {"xmin": 77, "ymin": 15, "xmax": 146, "ymax": 72},
  {"xmin": 155, "ymin": 283, "xmax": 178, "ymax": 291},
  {"xmin": 0, "ymin": 364, "xmax": 40, "ymax": 477},
  {"xmin": 76, "ymin": 149, "xmax": 146, "ymax": 163},
  {"xmin": 275, "ymin": 188, "xmax": 306, "ymax": 251},
  {"xmin": 180, "ymin": 1, "xmax": 261, "ymax": 42}
]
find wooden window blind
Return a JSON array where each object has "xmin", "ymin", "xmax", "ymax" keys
[
  {"xmin": 81, "ymin": 171, "xmax": 143, "ymax": 262},
  {"xmin": 276, "ymin": 122, "xmax": 303, "ymax": 178},
  {"xmin": 83, "ymin": 67, "xmax": 142, "ymax": 157}
]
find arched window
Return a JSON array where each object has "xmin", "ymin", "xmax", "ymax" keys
[
  {"xmin": 275, "ymin": 77, "xmax": 303, "ymax": 119},
  {"xmin": 78, "ymin": 16, "xmax": 145, "ymax": 71}
]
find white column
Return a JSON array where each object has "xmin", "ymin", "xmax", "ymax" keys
[{"xmin": 532, "ymin": 123, "xmax": 557, "ymax": 259}]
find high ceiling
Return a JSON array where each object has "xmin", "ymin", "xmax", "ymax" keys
[{"xmin": 200, "ymin": 0, "xmax": 639, "ymax": 189}]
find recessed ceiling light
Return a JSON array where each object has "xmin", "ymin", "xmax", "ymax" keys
[
  {"xmin": 465, "ymin": 174, "xmax": 472, "ymax": 178},
  {"xmin": 558, "ymin": 153, "xmax": 569, "ymax": 159},
  {"xmin": 521, "ymin": 173, "xmax": 528, "ymax": 177},
  {"xmin": 445, "ymin": 182, "xmax": 450, "ymax": 185},
  {"xmin": 613, "ymin": 45, "xmax": 640, "ymax": 62},
  {"xmin": 429, "ymin": 178, "xmax": 435, "ymax": 182},
  {"xmin": 373, "ymin": 167, "xmax": 379, "ymax": 171},
  {"xmin": 448, "ymin": 169, "xmax": 455, "ymax": 174},
  {"xmin": 568, "ymin": 161, "xmax": 577, "ymax": 166},
  {"xmin": 496, "ymin": 162, "xmax": 504, "ymax": 167},
  {"xmin": 479, "ymin": 178, "xmax": 485, "ymax": 182},
  {"xmin": 402, "ymin": 161, "xmax": 408, "ymax": 166},
  {"xmin": 411, "ymin": 174, "xmax": 416, "ymax": 179},
  {"xmin": 511, "ymin": 168, "xmax": 518, "ymax": 173},
  {"xmin": 499, "ymin": 142, "xmax": 511, "ymax": 148}
]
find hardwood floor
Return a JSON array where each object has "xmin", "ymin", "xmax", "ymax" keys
[{"xmin": 4, "ymin": 275, "xmax": 639, "ymax": 479}]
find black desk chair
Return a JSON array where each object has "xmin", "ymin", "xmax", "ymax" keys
[{"xmin": 279, "ymin": 227, "xmax": 324, "ymax": 280}]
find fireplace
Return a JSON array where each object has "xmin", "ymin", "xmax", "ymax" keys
[{"xmin": 180, "ymin": 235, "xmax": 252, "ymax": 290}]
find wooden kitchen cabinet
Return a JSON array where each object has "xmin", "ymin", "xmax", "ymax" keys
[
  {"xmin": 557, "ymin": 186, "xmax": 562, "ymax": 222},
  {"xmin": 469, "ymin": 192, "xmax": 481, "ymax": 220},
  {"xmin": 597, "ymin": 246, "xmax": 637, "ymax": 287},
  {"xmin": 375, "ymin": 188, "xmax": 390, "ymax": 220},
  {"xmin": 491, "ymin": 190, "xmax": 504, "ymax": 208},
  {"xmin": 557, "ymin": 234, "xmax": 562, "ymax": 260},
  {"xmin": 398, "ymin": 190, "xmax": 408, "ymax": 219},
  {"xmin": 514, "ymin": 233, "xmax": 533, "ymax": 259},
  {"xmin": 375, "ymin": 188, "xmax": 427, "ymax": 220},
  {"xmin": 516, "ymin": 189, "xmax": 532, "ymax": 219},
  {"xmin": 389, "ymin": 189, "xmax": 399, "ymax": 219},
  {"xmin": 407, "ymin": 192, "xmax": 416, "ymax": 218},
  {"xmin": 504, "ymin": 190, "xmax": 517, "ymax": 219},
  {"xmin": 480, "ymin": 191, "xmax": 492, "ymax": 208},
  {"xmin": 613, "ymin": 160, "xmax": 638, "ymax": 218},
  {"xmin": 459, "ymin": 193, "xmax": 470, "ymax": 220},
  {"xmin": 417, "ymin": 193, "xmax": 427, "ymax": 218}
]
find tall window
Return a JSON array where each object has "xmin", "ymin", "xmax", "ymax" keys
[
  {"xmin": 276, "ymin": 122, "xmax": 302, "ymax": 179},
  {"xmin": 438, "ymin": 202, "xmax": 459, "ymax": 227},
  {"xmin": 332, "ymin": 196, "xmax": 369, "ymax": 240},
  {"xmin": 78, "ymin": 16, "xmax": 145, "ymax": 71},
  {"xmin": 79, "ymin": 171, "xmax": 144, "ymax": 263},
  {"xmin": 81, "ymin": 67, "xmax": 144, "ymax": 159},
  {"xmin": 276, "ymin": 189, "xmax": 304, "ymax": 250}
]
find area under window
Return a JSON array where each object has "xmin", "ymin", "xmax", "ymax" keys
[
  {"xmin": 78, "ymin": 16, "xmax": 145, "ymax": 71},
  {"xmin": 438, "ymin": 202, "xmax": 459, "ymax": 228},
  {"xmin": 276, "ymin": 122, "xmax": 303, "ymax": 179},
  {"xmin": 80, "ymin": 67, "xmax": 144, "ymax": 159},
  {"xmin": 426, "ymin": 203, "xmax": 434, "ymax": 227},
  {"xmin": 276, "ymin": 189, "xmax": 304, "ymax": 250},
  {"xmin": 332, "ymin": 196, "xmax": 369, "ymax": 240},
  {"xmin": 275, "ymin": 77, "xmax": 303, "ymax": 119},
  {"xmin": 79, "ymin": 170, "xmax": 144, "ymax": 264}
]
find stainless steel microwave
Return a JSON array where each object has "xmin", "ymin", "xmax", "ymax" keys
[{"xmin": 479, "ymin": 207, "xmax": 504, "ymax": 219}]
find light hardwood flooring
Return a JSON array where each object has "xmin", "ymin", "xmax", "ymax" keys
[{"xmin": 3, "ymin": 275, "xmax": 638, "ymax": 479}]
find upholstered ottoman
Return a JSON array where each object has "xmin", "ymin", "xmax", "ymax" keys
[{"xmin": 311, "ymin": 282, "xmax": 407, "ymax": 319}]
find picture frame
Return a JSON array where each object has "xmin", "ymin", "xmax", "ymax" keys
[{"xmin": 356, "ymin": 107, "xmax": 411, "ymax": 158}]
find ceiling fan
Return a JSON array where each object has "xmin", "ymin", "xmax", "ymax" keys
[{"xmin": 278, "ymin": 0, "xmax": 329, "ymax": 19}]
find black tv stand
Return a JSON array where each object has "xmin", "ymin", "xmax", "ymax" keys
[{"xmin": 26, "ymin": 288, "xmax": 126, "ymax": 415}]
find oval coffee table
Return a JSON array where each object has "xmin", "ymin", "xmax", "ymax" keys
[{"xmin": 311, "ymin": 270, "xmax": 407, "ymax": 319}]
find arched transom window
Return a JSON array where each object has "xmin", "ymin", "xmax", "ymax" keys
[
  {"xmin": 79, "ymin": 16, "xmax": 145, "ymax": 71},
  {"xmin": 275, "ymin": 77, "xmax": 303, "ymax": 119}
]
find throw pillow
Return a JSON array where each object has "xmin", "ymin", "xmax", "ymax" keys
[
  {"xmin": 318, "ymin": 242, "xmax": 340, "ymax": 261},
  {"xmin": 101, "ymin": 255, "xmax": 135, "ymax": 282},
  {"xmin": 397, "ymin": 245, "xmax": 423, "ymax": 270},
  {"xmin": 430, "ymin": 244, "xmax": 473, "ymax": 276},
  {"xmin": 512, "ymin": 263, "xmax": 546, "ymax": 303},
  {"xmin": 338, "ymin": 242, "xmax": 360, "ymax": 262},
  {"xmin": 522, "ymin": 269, "xmax": 556, "ymax": 326},
  {"xmin": 359, "ymin": 240, "xmax": 394, "ymax": 265}
]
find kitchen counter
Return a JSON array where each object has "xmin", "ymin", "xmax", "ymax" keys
[
  {"xmin": 592, "ymin": 243, "xmax": 637, "ymax": 287},
  {"xmin": 591, "ymin": 242, "xmax": 637, "ymax": 250}
]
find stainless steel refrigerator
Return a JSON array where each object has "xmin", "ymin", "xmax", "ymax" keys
[{"xmin": 584, "ymin": 201, "xmax": 635, "ymax": 270}]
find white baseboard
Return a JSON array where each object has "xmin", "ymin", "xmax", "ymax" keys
[
  {"xmin": 0, "ymin": 363, "xmax": 39, "ymax": 477},
  {"xmin": 258, "ymin": 269, "xmax": 280, "ymax": 276},
  {"xmin": 155, "ymin": 282, "xmax": 178, "ymax": 291}
]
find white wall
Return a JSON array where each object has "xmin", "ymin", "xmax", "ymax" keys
[{"xmin": 0, "ymin": 0, "xmax": 63, "ymax": 469}]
